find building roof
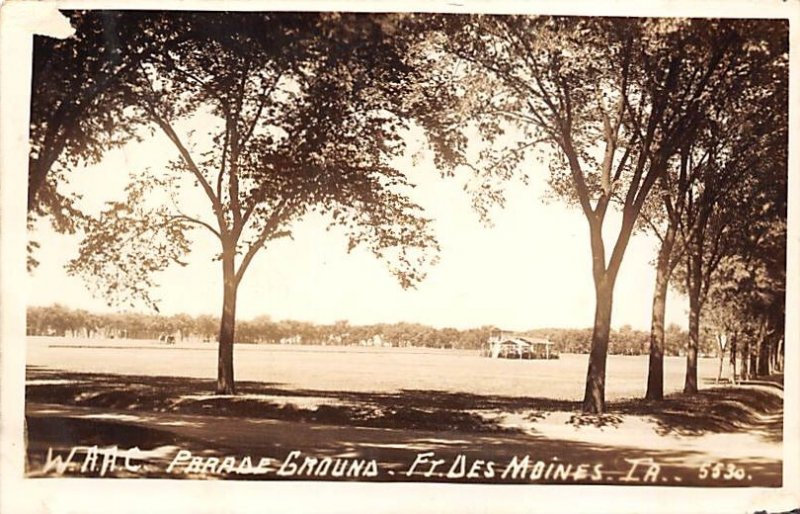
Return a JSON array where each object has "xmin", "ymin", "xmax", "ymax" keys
[{"xmin": 493, "ymin": 336, "xmax": 553, "ymax": 347}]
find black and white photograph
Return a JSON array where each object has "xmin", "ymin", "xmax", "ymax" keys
[{"xmin": 0, "ymin": 1, "xmax": 798, "ymax": 513}]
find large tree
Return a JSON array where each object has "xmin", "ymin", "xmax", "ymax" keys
[
  {"xmin": 67, "ymin": 13, "xmax": 438, "ymax": 394},
  {"xmin": 640, "ymin": 20, "xmax": 788, "ymax": 397},
  {"xmin": 408, "ymin": 16, "xmax": 754, "ymax": 412}
]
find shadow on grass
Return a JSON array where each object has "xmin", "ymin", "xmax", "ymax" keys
[
  {"xmin": 26, "ymin": 367, "xmax": 575, "ymax": 433},
  {"xmin": 24, "ymin": 407, "xmax": 783, "ymax": 485},
  {"xmin": 26, "ymin": 367, "xmax": 782, "ymax": 439},
  {"xmin": 614, "ymin": 388, "xmax": 782, "ymax": 442}
]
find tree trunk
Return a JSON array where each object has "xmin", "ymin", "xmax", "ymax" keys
[
  {"xmin": 28, "ymin": 157, "xmax": 48, "ymax": 211},
  {"xmin": 217, "ymin": 251, "xmax": 238, "ymax": 395},
  {"xmin": 769, "ymin": 336, "xmax": 777, "ymax": 375},
  {"xmin": 684, "ymin": 307, "xmax": 699, "ymax": 393},
  {"xmin": 716, "ymin": 334, "xmax": 725, "ymax": 384},
  {"xmin": 758, "ymin": 336, "xmax": 772, "ymax": 377},
  {"xmin": 684, "ymin": 254, "xmax": 702, "ymax": 394},
  {"xmin": 741, "ymin": 336, "xmax": 751, "ymax": 381},
  {"xmin": 756, "ymin": 317, "xmax": 771, "ymax": 377},
  {"xmin": 729, "ymin": 332, "xmax": 737, "ymax": 384},
  {"xmin": 757, "ymin": 336, "xmax": 769, "ymax": 376},
  {"xmin": 748, "ymin": 340, "xmax": 756, "ymax": 379},
  {"xmin": 752, "ymin": 317, "xmax": 763, "ymax": 378},
  {"xmin": 645, "ymin": 226, "xmax": 676, "ymax": 401},
  {"xmin": 582, "ymin": 278, "xmax": 614, "ymax": 414},
  {"xmin": 768, "ymin": 335, "xmax": 778, "ymax": 374},
  {"xmin": 775, "ymin": 336, "xmax": 784, "ymax": 373}
]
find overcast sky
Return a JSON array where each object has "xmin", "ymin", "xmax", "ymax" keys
[{"xmin": 27, "ymin": 126, "xmax": 690, "ymax": 332}]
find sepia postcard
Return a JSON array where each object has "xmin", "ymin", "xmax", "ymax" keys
[{"xmin": 1, "ymin": 0, "xmax": 798, "ymax": 513}]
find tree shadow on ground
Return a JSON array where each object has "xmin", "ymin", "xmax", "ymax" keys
[
  {"xmin": 25, "ymin": 406, "xmax": 782, "ymax": 486},
  {"xmin": 26, "ymin": 367, "xmax": 782, "ymax": 439},
  {"xmin": 26, "ymin": 367, "xmax": 574, "ymax": 433},
  {"xmin": 27, "ymin": 415, "xmax": 181, "ymax": 450},
  {"xmin": 25, "ymin": 367, "xmax": 784, "ymax": 485},
  {"xmin": 614, "ymin": 388, "xmax": 782, "ymax": 442}
]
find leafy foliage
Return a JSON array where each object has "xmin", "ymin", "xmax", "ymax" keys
[
  {"xmin": 66, "ymin": 13, "xmax": 439, "ymax": 312},
  {"xmin": 28, "ymin": 11, "xmax": 186, "ymax": 264},
  {"xmin": 66, "ymin": 171, "xmax": 192, "ymax": 311},
  {"xmin": 667, "ymin": 21, "xmax": 788, "ymax": 341}
]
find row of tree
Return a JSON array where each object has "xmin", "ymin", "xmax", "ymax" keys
[
  {"xmin": 411, "ymin": 16, "xmax": 787, "ymax": 411},
  {"xmin": 29, "ymin": 304, "xmax": 719, "ymax": 357},
  {"xmin": 28, "ymin": 12, "xmax": 787, "ymax": 411}
]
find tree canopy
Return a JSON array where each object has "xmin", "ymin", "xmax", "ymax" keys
[{"xmin": 28, "ymin": 11, "xmax": 184, "ymax": 227}]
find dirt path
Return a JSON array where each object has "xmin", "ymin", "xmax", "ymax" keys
[{"xmin": 26, "ymin": 398, "xmax": 782, "ymax": 486}]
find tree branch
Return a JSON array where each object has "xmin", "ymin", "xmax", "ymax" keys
[
  {"xmin": 169, "ymin": 214, "xmax": 222, "ymax": 240},
  {"xmin": 559, "ymin": 135, "xmax": 595, "ymax": 221},
  {"xmin": 240, "ymin": 68, "xmax": 284, "ymax": 149},
  {"xmin": 135, "ymin": 73, "xmax": 228, "ymax": 236},
  {"xmin": 228, "ymin": 60, "xmax": 251, "ymax": 235},
  {"xmin": 234, "ymin": 199, "xmax": 289, "ymax": 285}
]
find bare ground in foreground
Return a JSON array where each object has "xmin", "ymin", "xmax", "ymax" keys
[{"xmin": 24, "ymin": 367, "xmax": 783, "ymax": 487}]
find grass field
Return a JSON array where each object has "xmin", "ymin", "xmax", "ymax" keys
[{"xmin": 27, "ymin": 336, "xmax": 720, "ymax": 401}]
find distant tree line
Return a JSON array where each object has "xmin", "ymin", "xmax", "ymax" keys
[
  {"xmin": 26, "ymin": 304, "xmax": 217, "ymax": 341},
  {"xmin": 27, "ymin": 304, "xmax": 715, "ymax": 356},
  {"xmin": 525, "ymin": 325, "xmax": 713, "ymax": 357}
]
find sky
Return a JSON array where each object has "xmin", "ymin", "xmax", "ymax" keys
[{"xmin": 27, "ymin": 124, "xmax": 690, "ymax": 332}]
